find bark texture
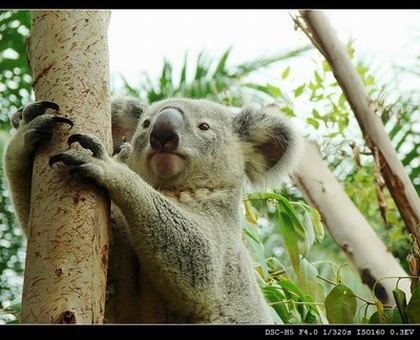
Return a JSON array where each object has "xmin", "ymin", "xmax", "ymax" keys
[
  {"xmin": 21, "ymin": 10, "xmax": 112, "ymax": 323},
  {"xmin": 298, "ymin": 10, "xmax": 420, "ymax": 241},
  {"xmin": 294, "ymin": 142, "xmax": 411, "ymax": 303}
]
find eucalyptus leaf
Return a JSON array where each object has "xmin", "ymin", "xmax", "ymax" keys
[
  {"xmin": 294, "ymin": 84, "xmax": 306, "ymax": 98},
  {"xmin": 406, "ymin": 286, "xmax": 420, "ymax": 323},
  {"xmin": 325, "ymin": 284, "xmax": 357, "ymax": 324},
  {"xmin": 392, "ymin": 288, "xmax": 408, "ymax": 323},
  {"xmin": 277, "ymin": 211, "xmax": 300, "ymax": 275},
  {"xmin": 369, "ymin": 308, "xmax": 402, "ymax": 324},
  {"xmin": 281, "ymin": 66, "xmax": 290, "ymax": 79}
]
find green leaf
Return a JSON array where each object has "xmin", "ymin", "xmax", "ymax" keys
[
  {"xmin": 308, "ymin": 206, "xmax": 324, "ymax": 241},
  {"xmin": 402, "ymin": 147, "xmax": 418, "ymax": 166},
  {"xmin": 277, "ymin": 211, "xmax": 300, "ymax": 275},
  {"xmin": 338, "ymin": 93, "xmax": 347, "ymax": 108},
  {"xmin": 179, "ymin": 52, "xmax": 188, "ymax": 86},
  {"xmin": 247, "ymin": 192, "xmax": 306, "ymax": 239},
  {"xmin": 393, "ymin": 288, "xmax": 408, "ymax": 323},
  {"xmin": 314, "ymin": 71, "xmax": 322, "ymax": 85},
  {"xmin": 280, "ymin": 107, "xmax": 295, "ymax": 117},
  {"xmin": 269, "ymin": 306, "xmax": 285, "ymax": 324},
  {"xmin": 4, "ymin": 302, "xmax": 21, "ymax": 314},
  {"xmin": 347, "ymin": 41, "xmax": 355, "ymax": 59},
  {"xmin": 324, "ymin": 284, "xmax": 357, "ymax": 324},
  {"xmin": 302, "ymin": 211, "xmax": 315, "ymax": 252},
  {"xmin": 322, "ymin": 60, "xmax": 331, "ymax": 72},
  {"xmin": 306, "ymin": 117, "xmax": 319, "ymax": 129},
  {"xmin": 312, "ymin": 108, "xmax": 322, "ymax": 119},
  {"xmin": 406, "ymin": 286, "xmax": 420, "ymax": 323},
  {"xmin": 281, "ymin": 66, "xmax": 290, "ymax": 79},
  {"xmin": 277, "ymin": 278, "xmax": 305, "ymax": 299},
  {"xmin": 267, "ymin": 84, "xmax": 281, "ymax": 98},
  {"xmin": 293, "ymin": 84, "xmax": 306, "ymax": 98},
  {"xmin": 263, "ymin": 286, "xmax": 289, "ymax": 322},
  {"xmin": 297, "ymin": 258, "xmax": 323, "ymax": 303},
  {"xmin": 369, "ymin": 308, "xmax": 402, "ymax": 324},
  {"xmin": 243, "ymin": 225, "xmax": 269, "ymax": 279},
  {"xmin": 356, "ymin": 65, "xmax": 368, "ymax": 77},
  {"xmin": 366, "ymin": 75, "xmax": 375, "ymax": 86},
  {"xmin": 214, "ymin": 46, "xmax": 232, "ymax": 76}
]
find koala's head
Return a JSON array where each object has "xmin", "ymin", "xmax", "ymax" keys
[{"xmin": 128, "ymin": 98, "xmax": 301, "ymax": 192}]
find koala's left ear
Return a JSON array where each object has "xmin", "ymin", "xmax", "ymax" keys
[{"xmin": 233, "ymin": 105, "xmax": 302, "ymax": 188}]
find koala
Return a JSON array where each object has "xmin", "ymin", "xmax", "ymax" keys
[{"xmin": 3, "ymin": 97, "xmax": 301, "ymax": 324}]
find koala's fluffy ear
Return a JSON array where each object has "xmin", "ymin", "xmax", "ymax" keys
[
  {"xmin": 233, "ymin": 104, "xmax": 302, "ymax": 188},
  {"xmin": 111, "ymin": 97, "xmax": 148, "ymax": 153}
]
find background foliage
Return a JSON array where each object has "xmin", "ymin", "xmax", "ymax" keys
[{"xmin": 0, "ymin": 10, "xmax": 419, "ymax": 324}]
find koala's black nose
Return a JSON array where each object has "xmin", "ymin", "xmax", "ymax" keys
[{"xmin": 150, "ymin": 108, "xmax": 183, "ymax": 152}]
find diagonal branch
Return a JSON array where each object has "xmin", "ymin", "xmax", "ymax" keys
[{"xmin": 297, "ymin": 10, "xmax": 420, "ymax": 242}]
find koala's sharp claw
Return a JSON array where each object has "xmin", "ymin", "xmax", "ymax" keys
[
  {"xmin": 67, "ymin": 133, "xmax": 104, "ymax": 158},
  {"xmin": 52, "ymin": 116, "xmax": 73, "ymax": 128},
  {"xmin": 49, "ymin": 153, "xmax": 84, "ymax": 168},
  {"xmin": 39, "ymin": 101, "xmax": 60, "ymax": 112},
  {"xmin": 67, "ymin": 133, "xmax": 82, "ymax": 146},
  {"xmin": 22, "ymin": 101, "xmax": 60, "ymax": 123}
]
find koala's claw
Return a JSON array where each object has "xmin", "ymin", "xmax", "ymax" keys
[
  {"xmin": 68, "ymin": 133, "xmax": 106, "ymax": 158},
  {"xmin": 20, "ymin": 115, "xmax": 74, "ymax": 148},
  {"xmin": 51, "ymin": 116, "xmax": 73, "ymax": 128},
  {"xmin": 49, "ymin": 148, "xmax": 106, "ymax": 185},
  {"xmin": 36, "ymin": 101, "xmax": 59, "ymax": 111},
  {"xmin": 22, "ymin": 101, "xmax": 60, "ymax": 124},
  {"xmin": 49, "ymin": 153, "xmax": 85, "ymax": 168}
]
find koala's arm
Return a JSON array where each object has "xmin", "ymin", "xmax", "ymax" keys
[
  {"xmin": 4, "ymin": 98, "xmax": 144, "ymax": 234},
  {"xmin": 3, "ymin": 102, "xmax": 73, "ymax": 234},
  {"xmin": 109, "ymin": 166, "xmax": 217, "ymax": 298},
  {"xmin": 4, "ymin": 132, "xmax": 34, "ymax": 234},
  {"xmin": 49, "ymin": 134, "xmax": 219, "ymax": 308}
]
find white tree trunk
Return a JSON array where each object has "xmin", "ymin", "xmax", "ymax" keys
[
  {"xmin": 294, "ymin": 142, "xmax": 411, "ymax": 303},
  {"xmin": 299, "ymin": 10, "xmax": 420, "ymax": 242},
  {"xmin": 21, "ymin": 10, "xmax": 112, "ymax": 323}
]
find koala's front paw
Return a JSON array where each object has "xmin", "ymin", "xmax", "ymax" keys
[
  {"xmin": 13, "ymin": 101, "xmax": 73, "ymax": 153},
  {"xmin": 112, "ymin": 142, "xmax": 133, "ymax": 163},
  {"xmin": 49, "ymin": 133, "xmax": 110, "ymax": 186}
]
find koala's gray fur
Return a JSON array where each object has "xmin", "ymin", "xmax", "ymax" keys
[{"xmin": 4, "ymin": 97, "xmax": 301, "ymax": 324}]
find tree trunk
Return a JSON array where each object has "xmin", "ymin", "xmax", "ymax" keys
[
  {"xmin": 21, "ymin": 10, "xmax": 112, "ymax": 324},
  {"xmin": 297, "ymin": 10, "xmax": 420, "ymax": 242},
  {"xmin": 294, "ymin": 142, "xmax": 411, "ymax": 303}
]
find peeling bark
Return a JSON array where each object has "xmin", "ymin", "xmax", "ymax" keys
[
  {"xmin": 298, "ymin": 10, "xmax": 420, "ymax": 242},
  {"xmin": 21, "ymin": 11, "xmax": 112, "ymax": 323},
  {"xmin": 294, "ymin": 142, "xmax": 411, "ymax": 303}
]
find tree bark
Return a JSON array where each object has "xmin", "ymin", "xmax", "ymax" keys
[
  {"xmin": 21, "ymin": 11, "xmax": 112, "ymax": 324},
  {"xmin": 298, "ymin": 10, "xmax": 420, "ymax": 242},
  {"xmin": 294, "ymin": 142, "xmax": 411, "ymax": 303}
]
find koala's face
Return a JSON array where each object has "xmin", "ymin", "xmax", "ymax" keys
[
  {"xmin": 130, "ymin": 99, "xmax": 244, "ymax": 191},
  {"xmin": 129, "ymin": 98, "xmax": 300, "ymax": 192}
]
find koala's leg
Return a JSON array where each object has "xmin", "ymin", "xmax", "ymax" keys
[
  {"xmin": 50, "ymin": 133, "xmax": 219, "ymax": 318},
  {"xmin": 3, "ymin": 102, "xmax": 72, "ymax": 234}
]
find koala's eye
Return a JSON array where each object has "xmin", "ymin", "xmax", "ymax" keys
[
  {"xmin": 198, "ymin": 122, "xmax": 210, "ymax": 131},
  {"xmin": 142, "ymin": 119, "xmax": 151, "ymax": 128}
]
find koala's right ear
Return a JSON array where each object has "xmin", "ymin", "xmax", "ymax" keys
[
  {"xmin": 233, "ymin": 104, "xmax": 302, "ymax": 189},
  {"xmin": 111, "ymin": 97, "xmax": 148, "ymax": 153}
]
